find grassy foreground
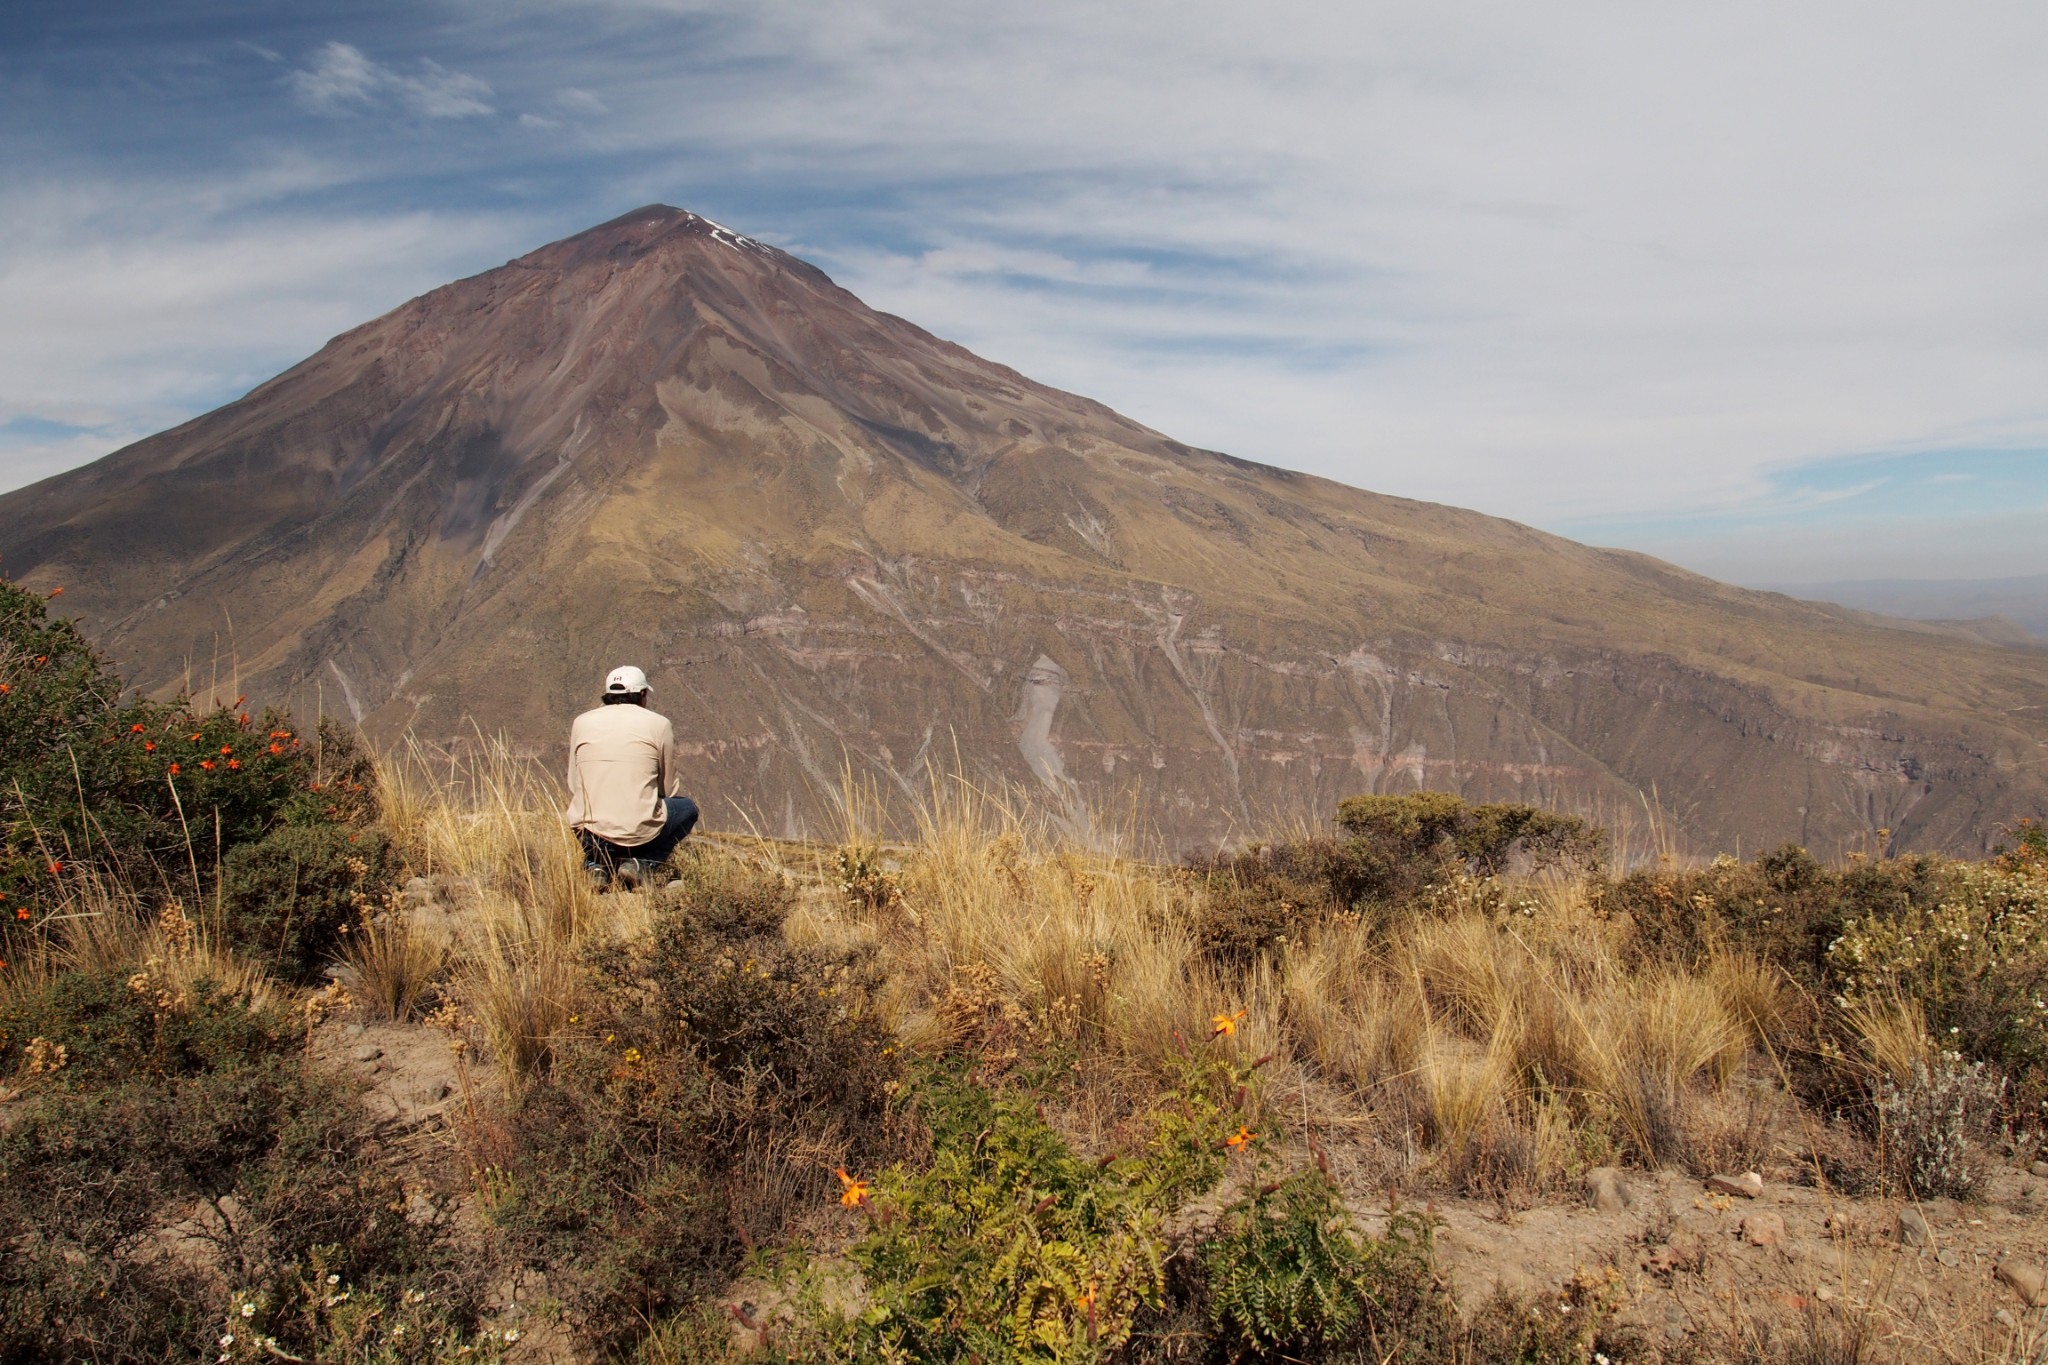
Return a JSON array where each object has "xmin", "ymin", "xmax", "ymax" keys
[{"xmin": 5, "ymin": 585, "xmax": 2048, "ymax": 1361}]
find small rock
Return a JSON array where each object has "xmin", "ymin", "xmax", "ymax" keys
[
  {"xmin": 412, "ymin": 1080, "xmax": 453, "ymax": 1104},
  {"xmin": 351, "ymin": 1044, "xmax": 383, "ymax": 1064},
  {"xmin": 1896, "ymin": 1206, "xmax": 1933, "ymax": 1248},
  {"xmin": 1936, "ymin": 1248, "xmax": 1960, "ymax": 1268},
  {"xmin": 1585, "ymin": 1165, "xmax": 1635, "ymax": 1213},
  {"xmin": 1706, "ymin": 1171, "xmax": 1764, "ymax": 1199},
  {"xmin": 2029, "ymin": 1160, "xmax": 2048, "ymax": 1179},
  {"xmin": 1996, "ymin": 1308, "xmax": 2017, "ymax": 1327},
  {"xmin": 344, "ymin": 1023, "xmax": 367, "ymax": 1039},
  {"xmin": 1815, "ymin": 1284, "xmax": 1835, "ymax": 1302},
  {"xmin": 1740, "ymin": 1212, "xmax": 1787, "ymax": 1247},
  {"xmin": 1998, "ymin": 1259, "xmax": 2048, "ymax": 1307}
]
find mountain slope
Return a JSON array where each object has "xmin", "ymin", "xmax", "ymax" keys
[{"xmin": 4, "ymin": 205, "xmax": 2045, "ymax": 853}]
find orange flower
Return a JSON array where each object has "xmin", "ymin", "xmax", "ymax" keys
[
  {"xmin": 269, "ymin": 743, "xmax": 283, "ymax": 755},
  {"xmin": 1225, "ymin": 1125, "xmax": 1256, "ymax": 1151},
  {"xmin": 47, "ymin": 587, "xmax": 62, "ymax": 598},
  {"xmin": 270, "ymin": 730, "xmax": 292, "ymax": 739},
  {"xmin": 238, "ymin": 712, "xmax": 249, "ymax": 725},
  {"xmin": 33, "ymin": 655, "xmax": 46, "ymax": 666},
  {"xmin": 130, "ymin": 723, "xmax": 146, "ymax": 733},
  {"xmin": 220, "ymin": 745, "xmax": 233, "ymax": 755},
  {"xmin": 201, "ymin": 760, "xmax": 215, "ymax": 771},
  {"xmin": 189, "ymin": 733, "xmax": 203, "ymax": 742},
  {"xmin": 168, "ymin": 762, "xmax": 181, "ymax": 775},
  {"xmin": 0, "ymin": 684, "xmax": 10, "ymax": 694},
  {"xmin": 13, "ymin": 907, "xmax": 27, "ymax": 921},
  {"xmin": 227, "ymin": 759, "xmax": 241, "ymax": 770},
  {"xmin": 47, "ymin": 861, "xmax": 61, "ymax": 876},
  {"xmin": 1211, "ymin": 1009, "xmax": 1246, "ymax": 1038},
  {"xmin": 835, "ymin": 1168, "xmax": 871, "ymax": 1208},
  {"xmin": 144, "ymin": 741, "xmax": 155, "ymax": 752}
]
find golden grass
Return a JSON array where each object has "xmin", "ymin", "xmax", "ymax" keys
[
  {"xmin": 339, "ymin": 913, "xmax": 445, "ymax": 1021},
  {"xmin": 375, "ymin": 734, "xmax": 635, "ymax": 1085},
  {"xmin": 362, "ymin": 749, "xmax": 1795, "ymax": 1182}
]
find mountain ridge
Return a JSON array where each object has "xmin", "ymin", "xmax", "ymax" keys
[{"xmin": 2, "ymin": 204, "xmax": 2044, "ymax": 854}]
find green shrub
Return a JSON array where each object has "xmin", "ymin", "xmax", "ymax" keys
[
  {"xmin": 1827, "ymin": 860, "xmax": 2048, "ymax": 1088},
  {"xmin": 1200, "ymin": 1170, "xmax": 1385, "ymax": 1355},
  {"xmin": 851, "ymin": 1077, "xmax": 1171, "ymax": 1363},
  {"xmin": 218, "ymin": 823, "xmax": 397, "ymax": 984},
  {"xmin": 0, "ymin": 578, "xmax": 378, "ymax": 966}
]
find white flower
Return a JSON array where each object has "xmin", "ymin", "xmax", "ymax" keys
[
  {"xmin": 327, "ymin": 1273, "xmax": 341, "ymax": 1285},
  {"xmin": 219, "ymin": 1335, "xmax": 234, "ymax": 1348},
  {"xmin": 505, "ymin": 1329, "xmax": 521, "ymax": 1342},
  {"xmin": 240, "ymin": 1303, "xmax": 256, "ymax": 1319}
]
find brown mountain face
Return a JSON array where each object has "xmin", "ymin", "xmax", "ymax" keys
[{"xmin": 4, "ymin": 205, "xmax": 2045, "ymax": 853}]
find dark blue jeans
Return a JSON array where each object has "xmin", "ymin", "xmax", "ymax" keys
[{"xmin": 580, "ymin": 796, "xmax": 699, "ymax": 870}]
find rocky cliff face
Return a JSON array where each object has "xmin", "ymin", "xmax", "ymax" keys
[{"xmin": 4, "ymin": 205, "xmax": 2044, "ymax": 853}]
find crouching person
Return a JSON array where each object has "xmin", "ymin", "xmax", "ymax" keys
[{"xmin": 566, "ymin": 664, "xmax": 699, "ymax": 889}]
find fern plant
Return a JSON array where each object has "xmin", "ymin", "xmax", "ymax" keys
[{"xmin": 1201, "ymin": 1169, "xmax": 1388, "ymax": 1357}]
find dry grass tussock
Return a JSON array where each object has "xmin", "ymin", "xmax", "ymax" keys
[
  {"xmin": 374, "ymin": 735, "xmax": 623, "ymax": 1084},
  {"xmin": 1, "ymin": 860, "xmax": 278, "ymax": 1014},
  {"xmin": 366, "ymin": 756, "xmax": 1799, "ymax": 1194}
]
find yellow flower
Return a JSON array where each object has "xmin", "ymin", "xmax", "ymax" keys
[{"xmin": 835, "ymin": 1168, "xmax": 871, "ymax": 1208}]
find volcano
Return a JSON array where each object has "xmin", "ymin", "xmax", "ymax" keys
[{"xmin": 3, "ymin": 205, "xmax": 2044, "ymax": 851}]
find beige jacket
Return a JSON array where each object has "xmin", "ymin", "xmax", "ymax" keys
[{"xmin": 565, "ymin": 703, "xmax": 681, "ymax": 845}]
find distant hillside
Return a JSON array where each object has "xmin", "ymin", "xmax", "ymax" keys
[
  {"xmin": 1, "ymin": 205, "xmax": 2045, "ymax": 854},
  {"xmin": 1768, "ymin": 575, "xmax": 2048, "ymax": 643}
]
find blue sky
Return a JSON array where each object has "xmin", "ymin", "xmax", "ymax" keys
[{"xmin": 3, "ymin": 0, "xmax": 2046, "ymax": 583}]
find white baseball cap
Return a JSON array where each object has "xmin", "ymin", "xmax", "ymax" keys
[{"xmin": 603, "ymin": 665, "xmax": 650, "ymax": 695}]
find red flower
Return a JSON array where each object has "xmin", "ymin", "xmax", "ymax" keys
[{"xmin": 238, "ymin": 712, "xmax": 249, "ymax": 725}]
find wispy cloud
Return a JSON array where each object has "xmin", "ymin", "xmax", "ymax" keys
[
  {"xmin": 1, "ymin": 0, "xmax": 2045, "ymax": 580},
  {"xmin": 289, "ymin": 42, "xmax": 494, "ymax": 120}
]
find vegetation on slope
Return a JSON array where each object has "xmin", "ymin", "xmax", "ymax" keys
[{"xmin": 4, "ymin": 583, "xmax": 2048, "ymax": 1362}]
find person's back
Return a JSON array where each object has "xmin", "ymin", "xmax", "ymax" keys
[{"xmin": 565, "ymin": 665, "xmax": 698, "ymax": 887}]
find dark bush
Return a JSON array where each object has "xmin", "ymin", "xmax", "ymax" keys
[
  {"xmin": 1190, "ymin": 795, "xmax": 1602, "ymax": 968},
  {"xmin": 1334, "ymin": 792, "xmax": 1606, "ymax": 876},
  {"xmin": 217, "ymin": 823, "xmax": 396, "ymax": 983},
  {"xmin": 1602, "ymin": 845, "xmax": 1957, "ymax": 989},
  {"xmin": 0, "ymin": 962, "xmax": 289, "ymax": 1084},
  {"xmin": 0, "ymin": 967, "xmax": 468, "ymax": 1363},
  {"xmin": 488, "ymin": 854, "xmax": 903, "ymax": 1354}
]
